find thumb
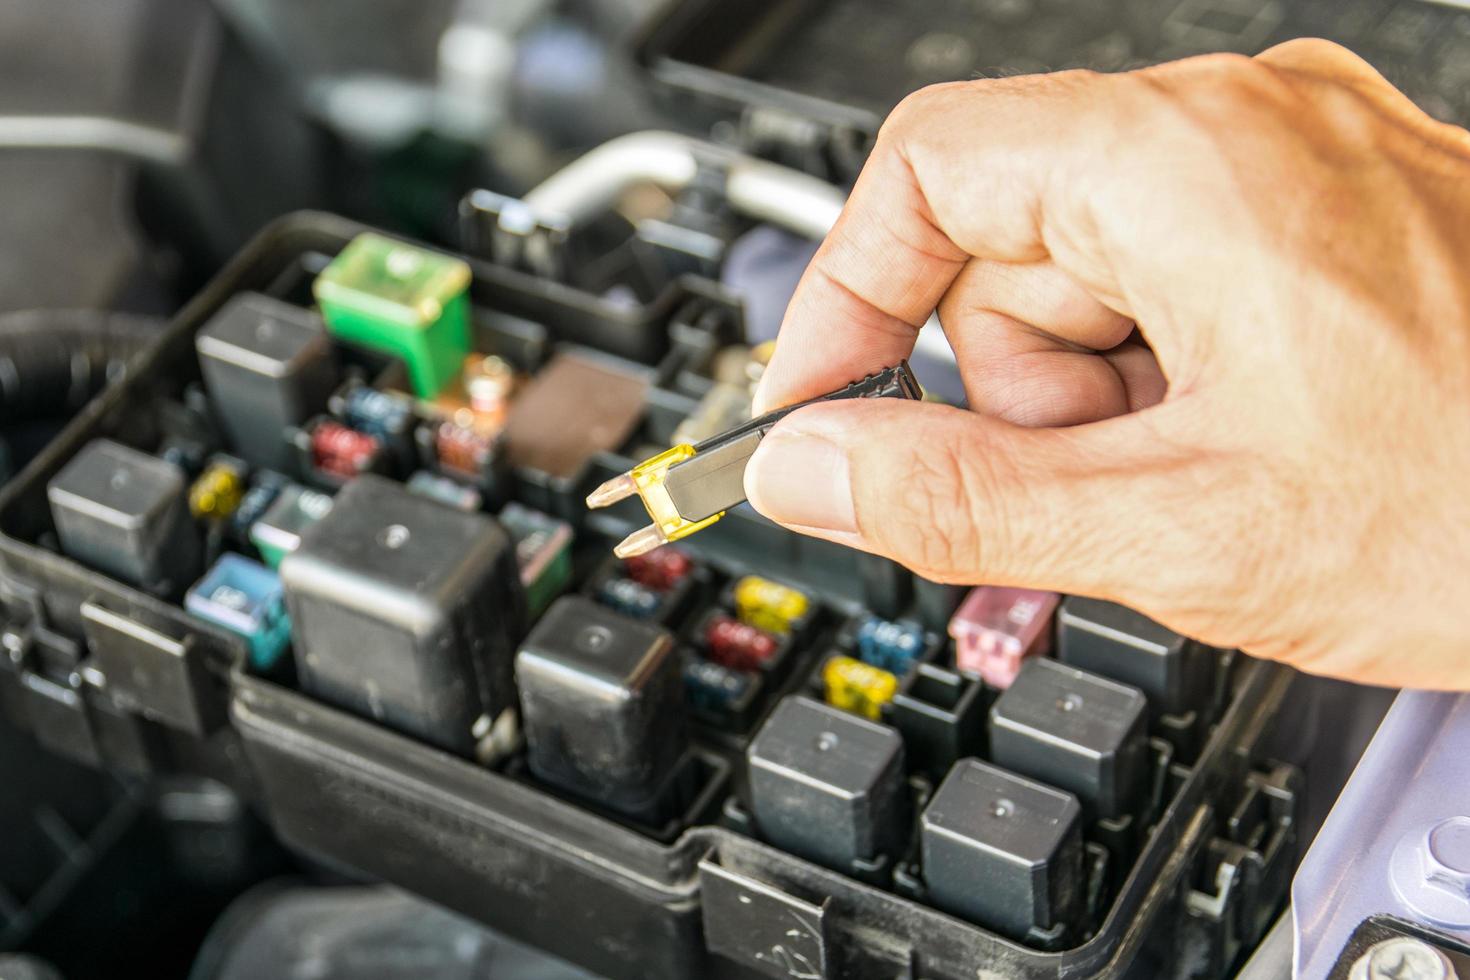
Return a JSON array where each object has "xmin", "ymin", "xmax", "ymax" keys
[{"xmin": 743, "ymin": 397, "xmax": 1192, "ymax": 596}]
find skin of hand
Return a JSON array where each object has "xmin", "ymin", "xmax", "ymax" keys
[{"xmin": 742, "ymin": 39, "xmax": 1470, "ymax": 690}]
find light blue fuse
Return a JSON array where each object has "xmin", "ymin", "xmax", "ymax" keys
[
  {"xmin": 186, "ymin": 553, "xmax": 292, "ymax": 670},
  {"xmin": 855, "ymin": 616, "xmax": 926, "ymax": 676}
]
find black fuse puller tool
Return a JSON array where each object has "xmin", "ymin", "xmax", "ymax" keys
[{"xmin": 587, "ymin": 361, "xmax": 920, "ymax": 558}]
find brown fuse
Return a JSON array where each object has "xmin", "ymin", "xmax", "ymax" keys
[{"xmin": 504, "ymin": 352, "xmax": 648, "ymax": 480}]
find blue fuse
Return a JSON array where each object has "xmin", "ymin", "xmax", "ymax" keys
[
  {"xmin": 856, "ymin": 616, "xmax": 926, "ymax": 676},
  {"xmin": 340, "ymin": 386, "xmax": 415, "ymax": 442},
  {"xmin": 684, "ymin": 657, "xmax": 754, "ymax": 716},
  {"xmin": 185, "ymin": 553, "xmax": 292, "ymax": 670},
  {"xmin": 597, "ymin": 576, "xmax": 661, "ymax": 619},
  {"xmin": 229, "ymin": 476, "xmax": 286, "ymax": 540}
]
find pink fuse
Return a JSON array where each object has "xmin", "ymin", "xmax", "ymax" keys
[{"xmin": 949, "ymin": 587, "xmax": 1060, "ymax": 688}]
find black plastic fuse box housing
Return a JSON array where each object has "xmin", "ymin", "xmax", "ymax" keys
[{"xmin": 0, "ymin": 213, "xmax": 1299, "ymax": 980}]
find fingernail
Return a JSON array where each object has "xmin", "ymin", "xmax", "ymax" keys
[{"xmin": 744, "ymin": 427, "xmax": 858, "ymax": 534}]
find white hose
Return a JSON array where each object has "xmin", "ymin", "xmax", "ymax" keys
[
  {"xmin": 523, "ymin": 130, "xmax": 954, "ymax": 364},
  {"xmin": 0, "ymin": 116, "xmax": 187, "ymax": 165},
  {"xmin": 522, "ymin": 130, "xmax": 843, "ymax": 241},
  {"xmin": 725, "ymin": 157, "xmax": 845, "ymax": 241}
]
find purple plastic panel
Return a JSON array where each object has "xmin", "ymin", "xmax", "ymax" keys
[{"xmin": 1293, "ymin": 691, "xmax": 1470, "ymax": 978}]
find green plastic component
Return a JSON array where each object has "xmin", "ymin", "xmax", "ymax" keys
[
  {"xmin": 312, "ymin": 232, "xmax": 472, "ymax": 397},
  {"xmin": 501, "ymin": 503, "xmax": 574, "ymax": 617},
  {"xmin": 250, "ymin": 484, "xmax": 334, "ymax": 569}
]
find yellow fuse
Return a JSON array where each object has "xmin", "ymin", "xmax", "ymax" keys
[
  {"xmin": 733, "ymin": 575, "xmax": 809, "ymax": 635},
  {"xmin": 188, "ymin": 460, "xmax": 245, "ymax": 521},
  {"xmin": 823, "ymin": 655, "xmax": 898, "ymax": 721},
  {"xmin": 585, "ymin": 444, "xmax": 725, "ymax": 559}
]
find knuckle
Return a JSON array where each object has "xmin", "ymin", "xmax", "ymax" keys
[
  {"xmin": 881, "ymin": 83, "xmax": 959, "ymax": 143},
  {"xmin": 1178, "ymin": 50, "xmax": 1260, "ymax": 81},
  {"xmin": 1136, "ymin": 51, "xmax": 1284, "ymax": 115},
  {"xmin": 1260, "ymin": 36, "xmax": 1361, "ymax": 71},
  {"xmin": 1109, "ymin": 54, "xmax": 1306, "ymax": 187}
]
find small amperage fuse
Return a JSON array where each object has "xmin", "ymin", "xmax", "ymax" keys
[
  {"xmin": 586, "ymin": 361, "xmax": 920, "ymax": 557},
  {"xmin": 704, "ymin": 614, "xmax": 778, "ymax": 672},
  {"xmin": 855, "ymin": 616, "xmax": 925, "ymax": 676},
  {"xmin": 734, "ymin": 575, "xmax": 809, "ymax": 635}
]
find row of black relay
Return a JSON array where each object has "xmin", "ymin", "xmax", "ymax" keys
[
  {"xmin": 735, "ymin": 600, "xmax": 1226, "ymax": 946},
  {"xmin": 524, "ymin": 531, "xmax": 1233, "ymax": 945}
]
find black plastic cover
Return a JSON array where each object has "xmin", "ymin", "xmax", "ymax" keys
[
  {"xmin": 280, "ymin": 474, "xmax": 524, "ymax": 755},
  {"xmin": 746, "ymin": 694, "xmax": 908, "ymax": 870},
  {"xmin": 516, "ymin": 595, "xmax": 689, "ymax": 815},
  {"xmin": 921, "ymin": 759, "xmax": 1084, "ymax": 940}
]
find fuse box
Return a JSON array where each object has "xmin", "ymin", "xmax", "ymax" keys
[{"xmin": 0, "ymin": 213, "xmax": 1300, "ymax": 980}]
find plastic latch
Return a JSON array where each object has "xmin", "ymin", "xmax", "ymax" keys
[
  {"xmin": 700, "ymin": 858, "xmax": 830, "ymax": 979},
  {"xmin": 81, "ymin": 601, "xmax": 221, "ymax": 736}
]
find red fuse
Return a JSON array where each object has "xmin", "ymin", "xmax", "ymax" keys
[
  {"xmin": 623, "ymin": 547, "xmax": 692, "ymax": 592},
  {"xmin": 705, "ymin": 613, "xmax": 778, "ymax": 672},
  {"xmin": 311, "ymin": 421, "xmax": 379, "ymax": 478}
]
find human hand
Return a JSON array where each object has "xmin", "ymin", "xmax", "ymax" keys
[{"xmin": 744, "ymin": 40, "xmax": 1470, "ymax": 690}]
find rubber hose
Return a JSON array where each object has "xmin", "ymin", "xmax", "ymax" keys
[{"xmin": 0, "ymin": 309, "xmax": 165, "ymax": 422}]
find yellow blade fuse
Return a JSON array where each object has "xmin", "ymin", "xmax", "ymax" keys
[
  {"xmin": 188, "ymin": 459, "xmax": 246, "ymax": 522},
  {"xmin": 587, "ymin": 360, "xmax": 920, "ymax": 558},
  {"xmin": 823, "ymin": 655, "xmax": 899, "ymax": 721},
  {"xmin": 733, "ymin": 575, "xmax": 809, "ymax": 635}
]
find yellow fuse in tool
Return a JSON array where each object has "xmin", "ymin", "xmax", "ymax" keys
[
  {"xmin": 586, "ymin": 362, "xmax": 921, "ymax": 559},
  {"xmin": 586, "ymin": 444, "xmax": 725, "ymax": 559},
  {"xmin": 188, "ymin": 460, "xmax": 245, "ymax": 521},
  {"xmin": 823, "ymin": 655, "xmax": 898, "ymax": 721},
  {"xmin": 733, "ymin": 575, "xmax": 809, "ymax": 635}
]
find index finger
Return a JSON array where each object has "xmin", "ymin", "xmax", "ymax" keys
[
  {"xmin": 750, "ymin": 134, "xmax": 967, "ymax": 414},
  {"xmin": 753, "ymin": 71, "xmax": 1125, "ymax": 414}
]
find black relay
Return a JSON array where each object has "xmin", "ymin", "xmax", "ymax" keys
[
  {"xmin": 1057, "ymin": 597, "xmax": 1212, "ymax": 717},
  {"xmin": 515, "ymin": 595, "xmax": 688, "ymax": 817},
  {"xmin": 921, "ymin": 759, "xmax": 1085, "ymax": 942},
  {"xmin": 990, "ymin": 658, "xmax": 1148, "ymax": 821},
  {"xmin": 46, "ymin": 439, "xmax": 202, "ymax": 596},
  {"xmin": 195, "ymin": 291, "xmax": 337, "ymax": 472},
  {"xmin": 280, "ymin": 475, "xmax": 524, "ymax": 755},
  {"xmin": 747, "ymin": 694, "xmax": 909, "ymax": 872}
]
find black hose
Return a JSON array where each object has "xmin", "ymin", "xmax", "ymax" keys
[{"xmin": 0, "ymin": 309, "xmax": 165, "ymax": 422}]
